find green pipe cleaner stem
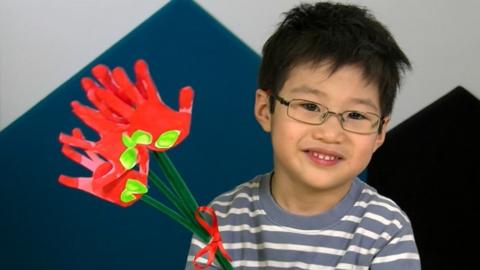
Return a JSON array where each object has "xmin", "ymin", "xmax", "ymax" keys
[
  {"xmin": 141, "ymin": 196, "xmax": 232, "ymax": 269},
  {"xmin": 150, "ymin": 153, "xmax": 233, "ymax": 269},
  {"xmin": 153, "ymin": 152, "xmax": 198, "ymax": 215},
  {"xmin": 151, "ymin": 152, "xmax": 197, "ymax": 226},
  {"xmin": 140, "ymin": 195, "xmax": 200, "ymax": 236},
  {"xmin": 148, "ymin": 171, "xmax": 193, "ymax": 221}
]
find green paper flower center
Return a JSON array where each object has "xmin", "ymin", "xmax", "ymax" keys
[
  {"xmin": 120, "ymin": 179, "xmax": 148, "ymax": 203},
  {"xmin": 155, "ymin": 130, "xmax": 181, "ymax": 149},
  {"xmin": 120, "ymin": 130, "xmax": 152, "ymax": 170}
]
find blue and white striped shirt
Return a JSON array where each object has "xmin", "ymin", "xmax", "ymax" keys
[{"xmin": 186, "ymin": 172, "xmax": 421, "ymax": 269}]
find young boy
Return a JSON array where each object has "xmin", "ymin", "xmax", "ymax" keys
[{"xmin": 186, "ymin": 2, "xmax": 420, "ymax": 269}]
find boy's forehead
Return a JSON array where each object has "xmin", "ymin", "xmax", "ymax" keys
[
  {"xmin": 281, "ymin": 63, "xmax": 381, "ymax": 110},
  {"xmin": 284, "ymin": 62, "xmax": 378, "ymax": 89}
]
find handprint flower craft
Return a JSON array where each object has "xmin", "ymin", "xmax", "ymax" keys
[
  {"xmin": 59, "ymin": 60, "xmax": 232, "ymax": 269},
  {"xmin": 59, "ymin": 60, "xmax": 193, "ymax": 206}
]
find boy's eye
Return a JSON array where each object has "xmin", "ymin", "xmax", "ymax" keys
[
  {"xmin": 299, "ymin": 102, "xmax": 320, "ymax": 112},
  {"xmin": 346, "ymin": 111, "xmax": 368, "ymax": 120}
]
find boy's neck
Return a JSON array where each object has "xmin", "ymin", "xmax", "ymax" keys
[{"xmin": 270, "ymin": 173, "xmax": 352, "ymax": 216}]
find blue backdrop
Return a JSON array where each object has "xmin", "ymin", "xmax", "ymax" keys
[{"xmin": 0, "ymin": 1, "xmax": 271, "ymax": 268}]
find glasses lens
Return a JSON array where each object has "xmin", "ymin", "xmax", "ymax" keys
[
  {"xmin": 341, "ymin": 111, "xmax": 380, "ymax": 133},
  {"xmin": 287, "ymin": 100, "xmax": 327, "ymax": 124},
  {"xmin": 283, "ymin": 98, "xmax": 381, "ymax": 134}
]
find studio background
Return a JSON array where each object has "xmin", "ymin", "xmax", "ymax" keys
[
  {"xmin": 1, "ymin": 1, "xmax": 478, "ymax": 269},
  {"xmin": 1, "ymin": 0, "xmax": 479, "ymax": 129}
]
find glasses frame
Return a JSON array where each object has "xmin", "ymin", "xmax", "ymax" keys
[{"xmin": 271, "ymin": 94, "xmax": 385, "ymax": 135}]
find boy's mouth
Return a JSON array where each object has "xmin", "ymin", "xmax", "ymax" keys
[{"xmin": 304, "ymin": 149, "xmax": 344, "ymax": 166}]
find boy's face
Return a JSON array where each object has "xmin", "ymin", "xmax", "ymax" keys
[{"xmin": 255, "ymin": 63, "xmax": 389, "ymax": 195}]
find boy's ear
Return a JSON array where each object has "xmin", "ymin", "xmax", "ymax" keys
[
  {"xmin": 373, "ymin": 116, "xmax": 390, "ymax": 152},
  {"xmin": 254, "ymin": 89, "xmax": 272, "ymax": 133}
]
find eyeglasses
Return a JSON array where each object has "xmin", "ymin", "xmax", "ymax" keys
[{"xmin": 272, "ymin": 95, "xmax": 384, "ymax": 134}]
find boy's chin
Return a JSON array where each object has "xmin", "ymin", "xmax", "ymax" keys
[{"xmin": 294, "ymin": 172, "xmax": 355, "ymax": 193}]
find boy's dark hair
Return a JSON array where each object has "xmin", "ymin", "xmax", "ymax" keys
[{"xmin": 258, "ymin": 2, "xmax": 411, "ymax": 118}]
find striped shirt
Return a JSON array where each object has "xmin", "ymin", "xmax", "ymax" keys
[{"xmin": 185, "ymin": 172, "xmax": 421, "ymax": 269}]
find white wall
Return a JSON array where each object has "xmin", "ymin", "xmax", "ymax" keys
[
  {"xmin": 1, "ymin": 0, "xmax": 479, "ymax": 130},
  {"xmin": 0, "ymin": 0, "xmax": 168, "ymax": 129}
]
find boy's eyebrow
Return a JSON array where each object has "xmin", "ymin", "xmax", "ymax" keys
[
  {"xmin": 290, "ymin": 86, "xmax": 326, "ymax": 97},
  {"xmin": 290, "ymin": 85, "xmax": 379, "ymax": 112},
  {"xmin": 349, "ymin": 97, "xmax": 379, "ymax": 112}
]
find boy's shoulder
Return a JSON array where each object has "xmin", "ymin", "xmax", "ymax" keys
[
  {"xmin": 355, "ymin": 180, "xmax": 413, "ymax": 229},
  {"xmin": 208, "ymin": 173, "xmax": 265, "ymax": 209},
  {"xmin": 207, "ymin": 174, "xmax": 413, "ymax": 232}
]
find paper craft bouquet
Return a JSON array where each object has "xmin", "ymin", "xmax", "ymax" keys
[{"xmin": 58, "ymin": 59, "xmax": 232, "ymax": 270}]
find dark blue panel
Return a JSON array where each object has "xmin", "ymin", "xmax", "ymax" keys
[
  {"xmin": 358, "ymin": 169, "xmax": 367, "ymax": 181},
  {"xmin": 0, "ymin": 1, "xmax": 268, "ymax": 269}
]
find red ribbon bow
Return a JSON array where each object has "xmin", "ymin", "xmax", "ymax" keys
[{"xmin": 193, "ymin": 206, "xmax": 232, "ymax": 269}]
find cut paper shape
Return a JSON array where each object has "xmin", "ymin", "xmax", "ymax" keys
[
  {"xmin": 59, "ymin": 127, "xmax": 149, "ymax": 207},
  {"xmin": 0, "ymin": 1, "xmax": 262, "ymax": 268},
  {"xmin": 59, "ymin": 59, "xmax": 194, "ymax": 207},
  {"xmin": 81, "ymin": 60, "xmax": 193, "ymax": 152},
  {"xmin": 120, "ymin": 179, "xmax": 149, "ymax": 203}
]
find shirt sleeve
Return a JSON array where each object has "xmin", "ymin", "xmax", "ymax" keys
[
  {"xmin": 370, "ymin": 222, "xmax": 421, "ymax": 270},
  {"xmin": 184, "ymin": 234, "xmax": 221, "ymax": 270}
]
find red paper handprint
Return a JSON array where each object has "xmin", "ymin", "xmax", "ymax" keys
[
  {"xmin": 82, "ymin": 60, "xmax": 194, "ymax": 152},
  {"xmin": 59, "ymin": 59, "xmax": 194, "ymax": 207},
  {"xmin": 59, "ymin": 128, "xmax": 148, "ymax": 207}
]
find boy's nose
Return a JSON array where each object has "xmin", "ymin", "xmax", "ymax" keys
[{"xmin": 312, "ymin": 113, "xmax": 346, "ymax": 142}]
